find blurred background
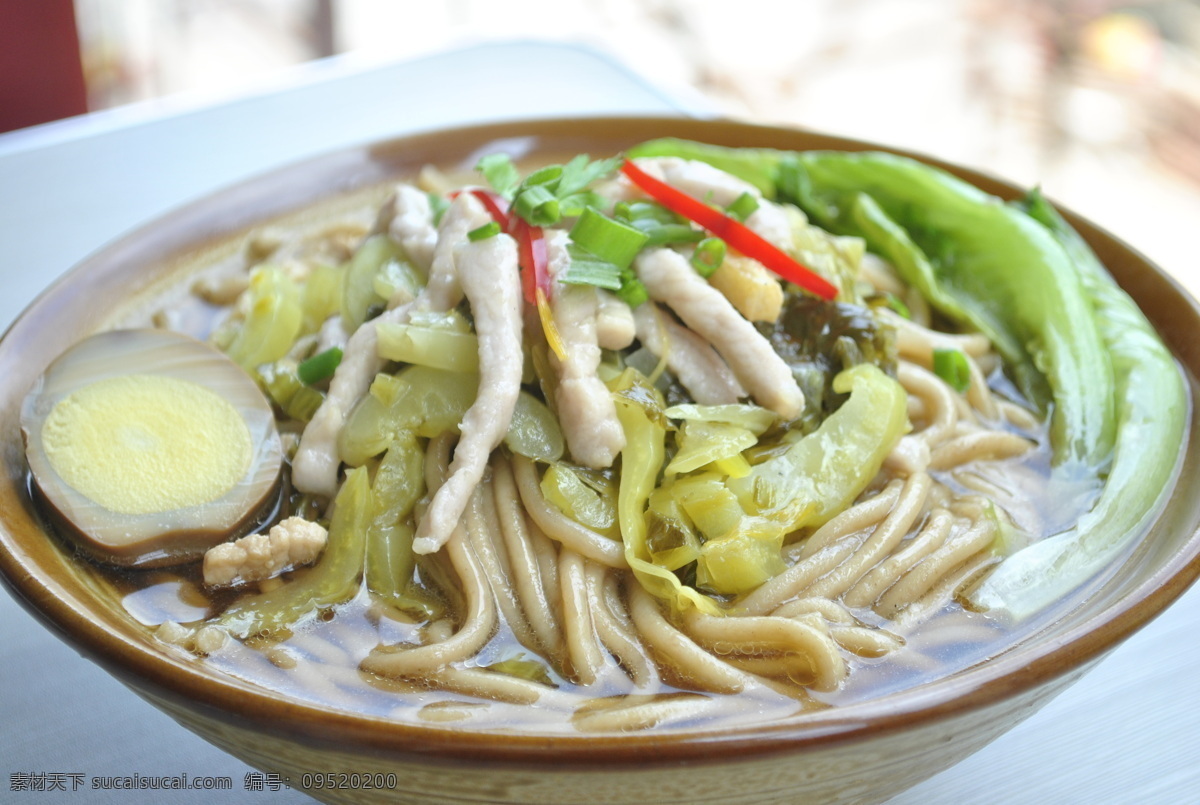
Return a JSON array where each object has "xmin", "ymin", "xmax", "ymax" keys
[{"xmin": 4, "ymin": 0, "xmax": 1200, "ymax": 293}]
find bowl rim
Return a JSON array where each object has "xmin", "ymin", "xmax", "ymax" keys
[{"xmin": 2, "ymin": 114, "xmax": 1200, "ymax": 767}]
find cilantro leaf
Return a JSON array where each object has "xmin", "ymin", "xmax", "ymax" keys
[
  {"xmin": 557, "ymin": 154, "xmax": 622, "ymax": 198},
  {"xmin": 476, "ymin": 153, "xmax": 522, "ymax": 198}
]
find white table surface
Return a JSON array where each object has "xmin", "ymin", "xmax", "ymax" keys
[{"xmin": 1, "ymin": 40, "xmax": 1197, "ymax": 805}]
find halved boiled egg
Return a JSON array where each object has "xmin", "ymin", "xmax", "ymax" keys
[{"xmin": 21, "ymin": 329, "xmax": 282, "ymax": 567}]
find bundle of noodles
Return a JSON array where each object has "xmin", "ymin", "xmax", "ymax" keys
[{"xmin": 154, "ymin": 143, "xmax": 1182, "ymax": 732}]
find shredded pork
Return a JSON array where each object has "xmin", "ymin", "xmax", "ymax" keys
[
  {"xmin": 633, "ymin": 302, "xmax": 745, "ymax": 404},
  {"xmin": 292, "ymin": 194, "xmax": 486, "ymax": 497},
  {"xmin": 373, "ymin": 183, "xmax": 438, "ymax": 274},
  {"xmin": 544, "ymin": 232, "xmax": 626, "ymax": 468},
  {"xmin": 635, "ymin": 248, "xmax": 803, "ymax": 419},
  {"xmin": 595, "ymin": 292, "xmax": 636, "ymax": 350},
  {"xmin": 316, "ymin": 314, "xmax": 348, "ymax": 354},
  {"xmin": 412, "ymin": 229, "xmax": 524, "ymax": 554},
  {"xmin": 390, "ymin": 184, "xmax": 439, "ymax": 273}
]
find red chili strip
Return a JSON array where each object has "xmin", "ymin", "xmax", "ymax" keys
[
  {"xmin": 505, "ymin": 207, "xmax": 561, "ymax": 354},
  {"xmin": 510, "ymin": 218, "xmax": 550, "ymax": 306},
  {"xmin": 451, "ymin": 188, "xmax": 549, "ymax": 306},
  {"xmin": 620, "ymin": 159, "xmax": 838, "ymax": 300}
]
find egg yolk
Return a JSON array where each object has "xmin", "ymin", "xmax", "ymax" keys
[{"xmin": 40, "ymin": 374, "xmax": 253, "ymax": 515}]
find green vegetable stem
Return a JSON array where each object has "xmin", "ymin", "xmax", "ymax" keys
[{"xmin": 965, "ymin": 191, "xmax": 1189, "ymax": 617}]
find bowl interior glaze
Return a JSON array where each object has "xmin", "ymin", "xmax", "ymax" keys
[{"xmin": 1, "ymin": 117, "xmax": 1199, "ymax": 803}]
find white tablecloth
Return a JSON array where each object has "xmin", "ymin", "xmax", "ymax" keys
[{"xmin": 1, "ymin": 40, "xmax": 1197, "ymax": 805}]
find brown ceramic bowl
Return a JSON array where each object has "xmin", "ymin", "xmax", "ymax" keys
[{"xmin": 2, "ymin": 117, "xmax": 1199, "ymax": 805}]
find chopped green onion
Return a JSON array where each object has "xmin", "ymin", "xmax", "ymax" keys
[
  {"xmin": 513, "ymin": 184, "xmax": 561, "ymax": 227},
  {"xmin": 932, "ymin": 348, "xmax": 971, "ymax": 393},
  {"xmin": 476, "ymin": 153, "xmax": 521, "ymax": 197},
  {"xmin": 619, "ymin": 203, "xmax": 702, "ymax": 245},
  {"xmin": 468, "ymin": 221, "xmax": 501, "ymax": 242},
  {"xmin": 690, "ymin": 237, "xmax": 726, "ymax": 277},
  {"xmin": 562, "ymin": 244, "xmax": 623, "ymax": 291},
  {"xmin": 614, "ymin": 200, "xmax": 681, "ymax": 225},
  {"xmin": 479, "ymin": 155, "xmax": 621, "ymax": 226},
  {"xmin": 297, "ymin": 347, "xmax": 344, "ymax": 385},
  {"xmin": 569, "ymin": 208, "xmax": 649, "ymax": 270},
  {"xmin": 616, "ymin": 271, "xmax": 649, "ymax": 308},
  {"xmin": 726, "ymin": 192, "xmax": 759, "ymax": 222},
  {"xmin": 638, "ymin": 221, "xmax": 705, "ymax": 247}
]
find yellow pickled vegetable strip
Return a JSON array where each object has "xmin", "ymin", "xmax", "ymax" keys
[
  {"xmin": 536, "ymin": 288, "xmax": 567, "ymax": 361},
  {"xmin": 339, "ymin": 390, "xmax": 392, "ymax": 467},
  {"xmin": 664, "ymin": 403, "xmax": 778, "ymax": 435},
  {"xmin": 218, "ymin": 466, "xmax": 371, "ymax": 638},
  {"xmin": 366, "ymin": 435, "xmax": 439, "ymax": 618},
  {"xmin": 340, "ymin": 366, "xmax": 564, "ymax": 464},
  {"xmin": 729, "ymin": 364, "xmax": 909, "ymax": 528},
  {"xmin": 376, "ymin": 322, "xmax": 480, "ymax": 373},
  {"xmin": 301, "ymin": 264, "xmax": 342, "ymax": 334},
  {"xmin": 505, "ymin": 392, "xmax": 566, "ymax": 462},
  {"xmin": 670, "ymin": 474, "xmax": 743, "ymax": 541},
  {"xmin": 341, "ymin": 235, "xmax": 405, "ymax": 333},
  {"xmin": 711, "ymin": 453, "xmax": 752, "ymax": 478},
  {"xmin": 612, "ymin": 369, "xmax": 720, "ymax": 616},
  {"xmin": 696, "ymin": 517, "xmax": 788, "ymax": 596},
  {"xmin": 372, "ymin": 256, "xmax": 424, "ymax": 305},
  {"xmin": 666, "ymin": 421, "xmax": 757, "ymax": 475},
  {"xmin": 645, "ymin": 487, "xmax": 701, "ymax": 571},
  {"xmin": 369, "ymin": 372, "xmax": 405, "ymax": 405},
  {"xmin": 225, "ymin": 267, "xmax": 303, "ymax": 372},
  {"xmin": 540, "ymin": 463, "xmax": 618, "ymax": 536}
]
